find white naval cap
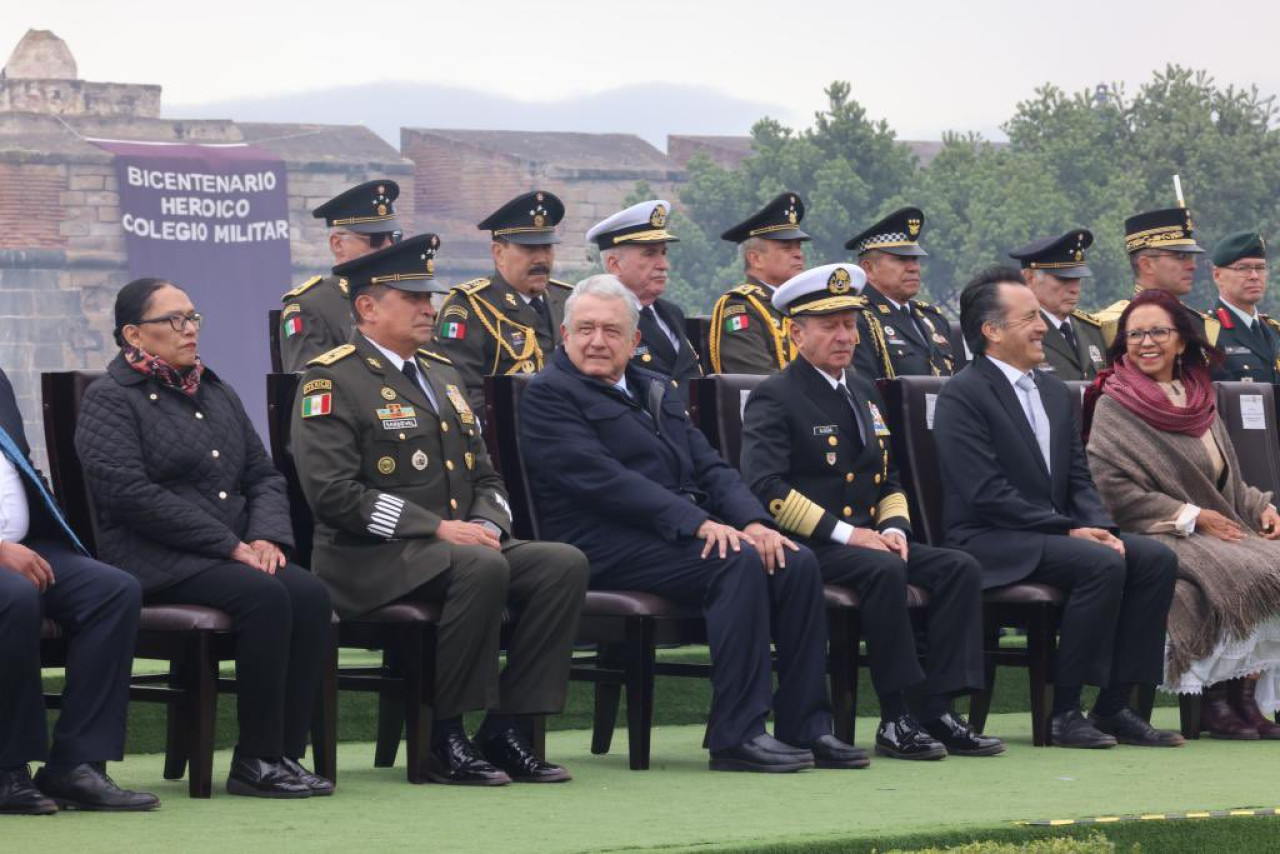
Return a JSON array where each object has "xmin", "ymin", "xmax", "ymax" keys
[
  {"xmin": 772, "ymin": 263, "xmax": 868, "ymax": 316},
  {"xmin": 586, "ymin": 199, "xmax": 681, "ymax": 250}
]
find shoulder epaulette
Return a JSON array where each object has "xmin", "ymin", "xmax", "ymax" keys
[
  {"xmin": 731, "ymin": 283, "xmax": 766, "ymax": 297},
  {"xmin": 417, "ymin": 349, "xmax": 454, "ymax": 365},
  {"xmin": 1093, "ymin": 301, "xmax": 1128, "ymax": 322},
  {"xmin": 306, "ymin": 343, "xmax": 355, "ymax": 366},
  {"xmin": 455, "ymin": 277, "xmax": 491, "ymax": 295},
  {"xmin": 913, "ymin": 300, "xmax": 943, "ymax": 315},
  {"xmin": 1261, "ymin": 314, "xmax": 1280, "ymax": 333},
  {"xmin": 547, "ymin": 278, "xmax": 573, "ymax": 290},
  {"xmin": 282, "ymin": 275, "xmax": 324, "ymax": 301},
  {"xmin": 1071, "ymin": 309, "xmax": 1102, "ymax": 327}
]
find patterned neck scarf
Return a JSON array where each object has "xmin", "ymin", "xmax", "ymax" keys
[{"xmin": 124, "ymin": 345, "xmax": 205, "ymax": 397}]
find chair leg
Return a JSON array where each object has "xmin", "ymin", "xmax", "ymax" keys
[
  {"xmin": 1132, "ymin": 683, "xmax": 1156, "ymax": 722},
  {"xmin": 1179, "ymin": 693, "xmax": 1203, "ymax": 740},
  {"xmin": 827, "ymin": 609, "xmax": 857, "ymax": 745},
  {"xmin": 1026, "ymin": 610, "xmax": 1056, "ymax": 747},
  {"xmin": 403, "ymin": 626, "xmax": 432, "ymax": 784},
  {"xmin": 374, "ymin": 648, "xmax": 404, "ymax": 768},
  {"xmin": 163, "ymin": 659, "xmax": 189, "ymax": 781},
  {"xmin": 623, "ymin": 619, "xmax": 657, "ymax": 771},
  {"xmin": 310, "ymin": 626, "xmax": 339, "ymax": 782},
  {"xmin": 968, "ymin": 629, "xmax": 1000, "ymax": 734},
  {"xmin": 591, "ymin": 644, "xmax": 624, "ymax": 756},
  {"xmin": 185, "ymin": 633, "xmax": 218, "ymax": 798}
]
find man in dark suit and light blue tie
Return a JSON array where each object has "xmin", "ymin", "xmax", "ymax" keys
[{"xmin": 933, "ymin": 266, "xmax": 1183, "ymax": 749}]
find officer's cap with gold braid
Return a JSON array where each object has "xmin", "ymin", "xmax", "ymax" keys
[
  {"xmin": 312, "ymin": 180, "xmax": 403, "ymax": 235},
  {"xmin": 333, "ymin": 233, "xmax": 448, "ymax": 296},
  {"xmin": 587, "ymin": 200, "xmax": 680, "ymax": 250},
  {"xmin": 1008, "ymin": 229, "xmax": 1094, "ymax": 279},
  {"xmin": 1124, "ymin": 207, "xmax": 1204, "ymax": 254},
  {"xmin": 720, "ymin": 192, "xmax": 810, "ymax": 243},
  {"xmin": 477, "ymin": 190, "xmax": 564, "ymax": 246},
  {"xmin": 772, "ymin": 263, "xmax": 867, "ymax": 316},
  {"xmin": 844, "ymin": 206, "xmax": 928, "ymax": 256}
]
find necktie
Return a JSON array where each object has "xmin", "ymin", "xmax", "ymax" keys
[
  {"xmin": 836, "ymin": 383, "xmax": 867, "ymax": 449},
  {"xmin": 401, "ymin": 359, "xmax": 437, "ymax": 413},
  {"xmin": 1060, "ymin": 321, "xmax": 1078, "ymax": 354},
  {"xmin": 0, "ymin": 426, "xmax": 87, "ymax": 554},
  {"xmin": 643, "ymin": 305, "xmax": 678, "ymax": 350},
  {"xmin": 1014, "ymin": 373, "xmax": 1052, "ymax": 474},
  {"xmin": 529, "ymin": 295, "xmax": 554, "ymax": 340}
]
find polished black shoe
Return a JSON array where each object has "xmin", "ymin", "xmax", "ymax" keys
[
  {"xmin": 797, "ymin": 733, "xmax": 870, "ymax": 769},
  {"xmin": 1050, "ymin": 709, "xmax": 1117, "ymax": 748},
  {"xmin": 709, "ymin": 734, "xmax": 815, "ymax": 773},
  {"xmin": 427, "ymin": 730, "xmax": 511, "ymax": 786},
  {"xmin": 33, "ymin": 763, "xmax": 159, "ymax": 811},
  {"xmin": 0, "ymin": 766, "xmax": 57, "ymax": 815},
  {"xmin": 1089, "ymin": 708, "xmax": 1185, "ymax": 748},
  {"xmin": 875, "ymin": 714, "xmax": 947, "ymax": 760},
  {"xmin": 923, "ymin": 713, "xmax": 1006, "ymax": 757},
  {"xmin": 479, "ymin": 727, "xmax": 571, "ymax": 783},
  {"xmin": 280, "ymin": 757, "xmax": 334, "ymax": 796},
  {"xmin": 226, "ymin": 754, "xmax": 312, "ymax": 798}
]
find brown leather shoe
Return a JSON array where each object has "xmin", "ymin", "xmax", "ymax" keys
[
  {"xmin": 1228, "ymin": 677, "xmax": 1280, "ymax": 739},
  {"xmin": 1201, "ymin": 681, "xmax": 1260, "ymax": 739}
]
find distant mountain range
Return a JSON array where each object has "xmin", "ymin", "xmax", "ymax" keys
[{"xmin": 167, "ymin": 81, "xmax": 794, "ymax": 151}]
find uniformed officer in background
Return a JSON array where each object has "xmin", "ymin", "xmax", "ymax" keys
[
  {"xmin": 1010, "ymin": 229, "xmax": 1108, "ymax": 380},
  {"xmin": 1209, "ymin": 231, "xmax": 1280, "ymax": 383},
  {"xmin": 433, "ymin": 191, "xmax": 573, "ymax": 412},
  {"xmin": 279, "ymin": 180, "xmax": 404, "ymax": 372},
  {"xmin": 846, "ymin": 207, "xmax": 958, "ymax": 379},
  {"xmin": 291, "ymin": 233, "xmax": 588, "ymax": 787},
  {"xmin": 740, "ymin": 263, "xmax": 1000, "ymax": 761},
  {"xmin": 708, "ymin": 192, "xmax": 809, "ymax": 374}
]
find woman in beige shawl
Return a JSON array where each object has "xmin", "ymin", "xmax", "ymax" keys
[{"xmin": 1085, "ymin": 289, "xmax": 1280, "ymax": 739}]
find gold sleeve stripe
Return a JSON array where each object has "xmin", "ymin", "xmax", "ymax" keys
[
  {"xmin": 876, "ymin": 492, "xmax": 910, "ymax": 523},
  {"xmin": 768, "ymin": 490, "xmax": 826, "ymax": 538}
]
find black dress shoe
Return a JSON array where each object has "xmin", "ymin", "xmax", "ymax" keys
[
  {"xmin": 478, "ymin": 728, "xmax": 570, "ymax": 783},
  {"xmin": 1089, "ymin": 708, "xmax": 1186, "ymax": 748},
  {"xmin": 0, "ymin": 766, "xmax": 57, "ymax": 815},
  {"xmin": 226, "ymin": 754, "xmax": 312, "ymax": 798},
  {"xmin": 33, "ymin": 763, "xmax": 159, "ymax": 811},
  {"xmin": 923, "ymin": 713, "xmax": 1006, "ymax": 757},
  {"xmin": 709, "ymin": 734, "xmax": 815, "ymax": 773},
  {"xmin": 280, "ymin": 758, "xmax": 334, "ymax": 796},
  {"xmin": 1050, "ymin": 709, "xmax": 1117, "ymax": 748},
  {"xmin": 875, "ymin": 714, "xmax": 947, "ymax": 760},
  {"xmin": 797, "ymin": 734, "xmax": 870, "ymax": 769},
  {"xmin": 427, "ymin": 731, "xmax": 511, "ymax": 786}
]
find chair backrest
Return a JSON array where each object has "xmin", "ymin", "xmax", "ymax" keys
[
  {"xmin": 685, "ymin": 316, "xmax": 711, "ymax": 374},
  {"xmin": 40, "ymin": 371, "xmax": 107, "ymax": 554},
  {"xmin": 268, "ymin": 309, "xmax": 283, "ymax": 374},
  {"xmin": 485, "ymin": 374, "xmax": 539, "ymax": 540},
  {"xmin": 1215, "ymin": 381, "xmax": 1280, "ymax": 498},
  {"xmin": 876, "ymin": 376, "xmax": 949, "ymax": 546},
  {"xmin": 1061, "ymin": 380, "xmax": 1087, "ymax": 429},
  {"xmin": 688, "ymin": 374, "xmax": 769, "ymax": 470},
  {"xmin": 265, "ymin": 372, "xmax": 316, "ymax": 567}
]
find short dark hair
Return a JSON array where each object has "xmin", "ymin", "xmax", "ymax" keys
[
  {"xmin": 1104, "ymin": 288, "xmax": 1225, "ymax": 370},
  {"xmin": 113, "ymin": 277, "xmax": 174, "ymax": 347},
  {"xmin": 959, "ymin": 265, "xmax": 1024, "ymax": 355},
  {"xmin": 350, "ymin": 283, "xmax": 389, "ymax": 323}
]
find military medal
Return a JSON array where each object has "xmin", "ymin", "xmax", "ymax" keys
[
  {"xmin": 377, "ymin": 456, "xmax": 396, "ymax": 475},
  {"xmin": 380, "ymin": 386, "xmax": 397, "ymax": 401},
  {"xmin": 825, "ymin": 452, "xmax": 837, "ymax": 466},
  {"xmin": 377, "ymin": 403, "xmax": 418, "ymax": 430},
  {"xmin": 444, "ymin": 384, "xmax": 476, "ymax": 424},
  {"xmin": 868, "ymin": 403, "xmax": 891, "ymax": 436},
  {"xmin": 883, "ymin": 326, "xmax": 896, "ymax": 338},
  {"xmin": 1088, "ymin": 345, "xmax": 1103, "ymax": 365},
  {"xmin": 464, "ymin": 452, "xmax": 475, "ymax": 470},
  {"xmin": 411, "ymin": 450, "xmax": 429, "ymax": 470}
]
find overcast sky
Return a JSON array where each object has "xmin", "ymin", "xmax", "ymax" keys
[{"xmin": 8, "ymin": 0, "xmax": 1280, "ymax": 142}]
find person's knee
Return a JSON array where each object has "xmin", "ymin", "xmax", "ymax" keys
[
  {"xmin": 100, "ymin": 564, "xmax": 143, "ymax": 612},
  {"xmin": 1126, "ymin": 538, "xmax": 1178, "ymax": 590},
  {"xmin": 0, "ymin": 579, "xmax": 42, "ymax": 627},
  {"xmin": 453, "ymin": 548, "xmax": 511, "ymax": 602},
  {"xmin": 862, "ymin": 549, "xmax": 909, "ymax": 591},
  {"xmin": 950, "ymin": 551, "xmax": 984, "ymax": 593},
  {"xmin": 545, "ymin": 543, "xmax": 590, "ymax": 591},
  {"xmin": 285, "ymin": 566, "xmax": 333, "ymax": 625}
]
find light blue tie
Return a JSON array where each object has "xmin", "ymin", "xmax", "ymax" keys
[
  {"xmin": 0, "ymin": 426, "xmax": 88, "ymax": 554},
  {"xmin": 1015, "ymin": 373, "xmax": 1052, "ymax": 475}
]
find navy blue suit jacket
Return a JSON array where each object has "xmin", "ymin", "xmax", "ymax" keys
[
  {"xmin": 519, "ymin": 347, "xmax": 769, "ymax": 570},
  {"xmin": 933, "ymin": 355, "xmax": 1114, "ymax": 587}
]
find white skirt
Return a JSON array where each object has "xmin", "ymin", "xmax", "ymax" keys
[{"xmin": 1160, "ymin": 615, "xmax": 1280, "ymax": 714}]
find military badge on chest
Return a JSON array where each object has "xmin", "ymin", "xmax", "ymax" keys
[
  {"xmin": 411, "ymin": 450, "xmax": 429, "ymax": 471},
  {"xmin": 444, "ymin": 384, "xmax": 476, "ymax": 425},
  {"xmin": 636, "ymin": 344, "xmax": 652, "ymax": 363},
  {"xmin": 377, "ymin": 403, "xmax": 418, "ymax": 430}
]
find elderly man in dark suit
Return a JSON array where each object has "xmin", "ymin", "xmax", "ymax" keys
[
  {"xmin": 520, "ymin": 274, "xmax": 864, "ymax": 772},
  {"xmin": 933, "ymin": 265, "xmax": 1182, "ymax": 749},
  {"xmin": 0, "ymin": 369, "xmax": 157, "ymax": 814}
]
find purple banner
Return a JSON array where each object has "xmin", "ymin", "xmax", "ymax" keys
[{"xmin": 92, "ymin": 140, "xmax": 292, "ymax": 438}]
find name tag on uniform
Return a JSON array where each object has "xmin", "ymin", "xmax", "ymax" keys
[
  {"xmin": 1225, "ymin": 346, "xmax": 1251, "ymax": 355},
  {"xmin": 868, "ymin": 403, "xmax": 891, "ymax": 436},
  {"xmin": 378, "ymin": 404, "xmax": 418, "ymax": 430},
  {"xmin": 813, "ymin": 424, "xmax": 838, "ymax": 436}
]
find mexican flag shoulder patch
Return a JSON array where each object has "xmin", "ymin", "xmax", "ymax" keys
[
  {"xmin": 301, "ymin": 392, "xmax": 332, "ymax": 418},
  {"xmin": 440, "ymin": 321, "xmax": 467, "ymax": 340},
  {"xmin": 724, "ymin": 314, "xmax": 749, "ymax": 332}
]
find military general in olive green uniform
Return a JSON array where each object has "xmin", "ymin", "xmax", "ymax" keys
[
  {"xmin": 433, "ymin": 191, "xmax": 572, "ymax": 413},
  {"xmin": 1209, "ymin": 230, "xmax": 1280, "ymax": 383},
  {"xmin": 708, "ymin": 192, "xmax": 809, "ymax": 374},
  {"xmin": 278, "ymin": 180, "xmax": 405, "ymax": 372},
  {"xmin": 291, "ymin": 233, "xmax": 588, "ymax": 787},
  {"xmin": 1010, "ymin": 229, "xmax": 1108, "ymax": 380}
]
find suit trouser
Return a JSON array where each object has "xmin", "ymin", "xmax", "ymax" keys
[
  {"xmin": 147, "ymin": 561, "xmax": 332, "ymax": 759},
  {"xmin": 588, "ymin": 537, "xmax": 832, "ymax": 752},
  {"xmin": 811, "ymin": 541, "xmax": 985, "ymax": 699},
  {"xmin": 0, "ymin": 539, "xmax": 141, "ymax": 767},
  {"xmin": 407, "ymin": 539, "xmax": 589, "ymax": 719},
  {"xmin": 1023, "ymin": 533, "xmax": 1177, "ymax": 688}
]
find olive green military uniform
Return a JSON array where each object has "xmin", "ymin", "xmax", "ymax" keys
[
  {"xmin": 291, "ymin": 332, "xmax": 587, "ymax": 718},
  {"xmin": 279, "ymin": 275, "xmax": 353, "ymax": 373},
  {"xmin": 432, "ymin": 273, "xmax": 571, "ymax": 413},
  {"xmin": 708, "ymin": 278, "xmax": 792, "ymax": 374},
  {"xmin": 1038, "ymin": 309, "xmax": 1108, "ymax": 380}
]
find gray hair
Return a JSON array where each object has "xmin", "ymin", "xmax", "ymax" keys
[
  {"xmin": 739, "ymin": 236, "xmax": 767, "ymax": 271},
  {"xmin": 566, "ymin": 274, "xmax": 640, "ymax": 337}
]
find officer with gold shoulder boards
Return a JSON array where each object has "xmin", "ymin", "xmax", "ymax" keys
[
  {"xmin": 1210, "ymin": 231, "xmax": 1280, "ymax": 383},
  {"xmin": 433, "ymin": 191, "xmax": 572, "ymax": 412},
  {"xmin": 1094, "ymin": 204, "xmax": 1216, "ymax": 349},
  {"xmin": 1010, "ymin": 229, "xmax": 1108, "ymax": 380},
  {"xmin": 279, "ymin": 180, "xmax": 404, "ymax": 373},
  {"xmin": 740, "ymin": 263, "xmax": 999, "ymax": 761},
  {"xmin": 846, "ymin": 207, "xmax": 958, "ymax": 380},
  {"xmin": 708, "ymin": 192, "xmax": 809, "ymax": 374},
  {"xmin": 291, "ymin": 233, "xmax": 588, "ymax": 787}
]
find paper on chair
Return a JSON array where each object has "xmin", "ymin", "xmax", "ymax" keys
[
  {"xmin": 1241, "ymin": 395, "xmax": 1267, "ymax": 430},
  {"xmin": 926, "ymin": 394, "xmax": 937, "ymax": 430}
]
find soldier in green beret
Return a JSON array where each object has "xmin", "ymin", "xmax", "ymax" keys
[{"xmin": 1210, "ymin": 230, "xmax": 1280, "ymax": 383}]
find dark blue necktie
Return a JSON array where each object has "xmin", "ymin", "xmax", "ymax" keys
[{"xmin": 0, "ymin": 426, "xmax": 87, "ymax": 554}]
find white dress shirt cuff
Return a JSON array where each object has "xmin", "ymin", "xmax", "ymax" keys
[
  {"xmin": 1174, "ymin": 504, "xmax": 1200, "ymax": 537},
  {"xmin": 830, "ymin": 520, "xmax": 855, "ymax": 545}
]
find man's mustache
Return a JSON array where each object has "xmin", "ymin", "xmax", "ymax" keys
[{"xmin": 528, "ymin": 264, "xmax": 551, "ymax": 276}]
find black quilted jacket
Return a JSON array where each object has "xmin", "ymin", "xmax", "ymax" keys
[{"xmin": 74, "ymin": 354, "xmax": 293, "ymax": 592}]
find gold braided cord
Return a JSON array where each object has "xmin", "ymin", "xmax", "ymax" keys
[
  {"xmin": 860, "ymin": 309, "xmax": 896, "ymax": 378},
  {"xmin": 877, "ymin": 492, "xmax": 910, "ymax": 523},
  {"xmin": 741, "ymin": 290, "xmax": 789, "ymax": 370},
  {"xmin": 708, "ymin": 294, "xmax": 729, "ymax": 373},
  {"xmin": 464, "ymin": 292, "xmax": 542, "ymax": 370}
]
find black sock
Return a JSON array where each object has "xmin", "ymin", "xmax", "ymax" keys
[
  {"xmin": 431, "ymin": 716, "xmax": 465, "ymax": 748},
  {"xmin": 1092, "ymin": 684, "xmax": 1131, "ymax": 718},
  {"xmin": 916, "ymin": 693, "xmax": 953, "ymax": 723},
  {"xmin": 879, "ymin": 691, "xmax": 907, "ymax": 721},
  {"xmin": 1053, "ymin": 685, "xmax": 1082, "ymax": 716},
  {"xmin": 476, "ymin": 713, "xmax": 519, "ymax": 742}
]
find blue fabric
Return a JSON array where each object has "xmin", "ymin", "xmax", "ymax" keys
[{"xmin": 0, "ymin": 426, "xmax": 86, "ymax": 555}]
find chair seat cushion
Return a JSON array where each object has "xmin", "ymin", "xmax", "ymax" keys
[
  {"xmin": 582, "ymin": 590, "xmax": 700, "ymax": 618},
  {"xmin": 823, "ymin": 584, "xmax": 930, "ymax": 609},
  {"xmin": 984, "ymin": 583, "xmax": 1064, "ymax": 605},
  {"xmin": 139, "ymin": 605, "xmax": 233, "ymax": 631},
  {"xmin": 351, "ymin": 601, "xmax": 442, "ymax": 624}
]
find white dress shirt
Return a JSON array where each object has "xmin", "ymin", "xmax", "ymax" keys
[
  {"xmin": 0, "ymin": 450, "xmax": 30, "ymax": 544},
  {"xmin": 986, "ymin": 354, "xmax": 1052, "ymax": 473},
  {"xmin": 367, "ymin": 337, "xmax": 440, "ymax": 412}
]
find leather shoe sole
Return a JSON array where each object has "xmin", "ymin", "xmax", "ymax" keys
[
  {"xmin": 0, "ymin": 799, "xmax": 57, "ymax": 815},
  {"xmin": 941, "ymin": 740, "xmax": 1006, "ymax": 757},
  {"xmin": 508, "ymin": 766, "xmax": 571, "ymax": 783},
  {"xmin": 49, "ymin": 796, "xmax": 160, "ymax": 812},
  {"xmin": 708, "ymin": 756, "xmax": 813, "ymax": 773},
  {"xmin": 226, "ymin": 777, "xmax": 311, "ymax": 799},
  {"xmin": 425, "ymin": 762, "xmax": 511, "ymax": 787},
  {"xmin": 814, "ymin": 753, "xmax": 870, "ymax": 770},
  {"xmin": 874, "ymin": 742, "xmax": 947, "ymax": 761}
]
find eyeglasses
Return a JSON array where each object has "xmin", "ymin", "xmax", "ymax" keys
[
  {"xmin": 135, "ymin": 312, "xmax": 203, "ymax": 333},
  {"xmin": 1225, "ymin": 263, "xmax": 1268, "ymax": 276},
  {"xmin": 338, "ymin": 230, "xmax": 403, "ymax": 249},
  {"xmin": 1123, "ymin": 326, "xmax": 1175, "ymax": 344}
]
